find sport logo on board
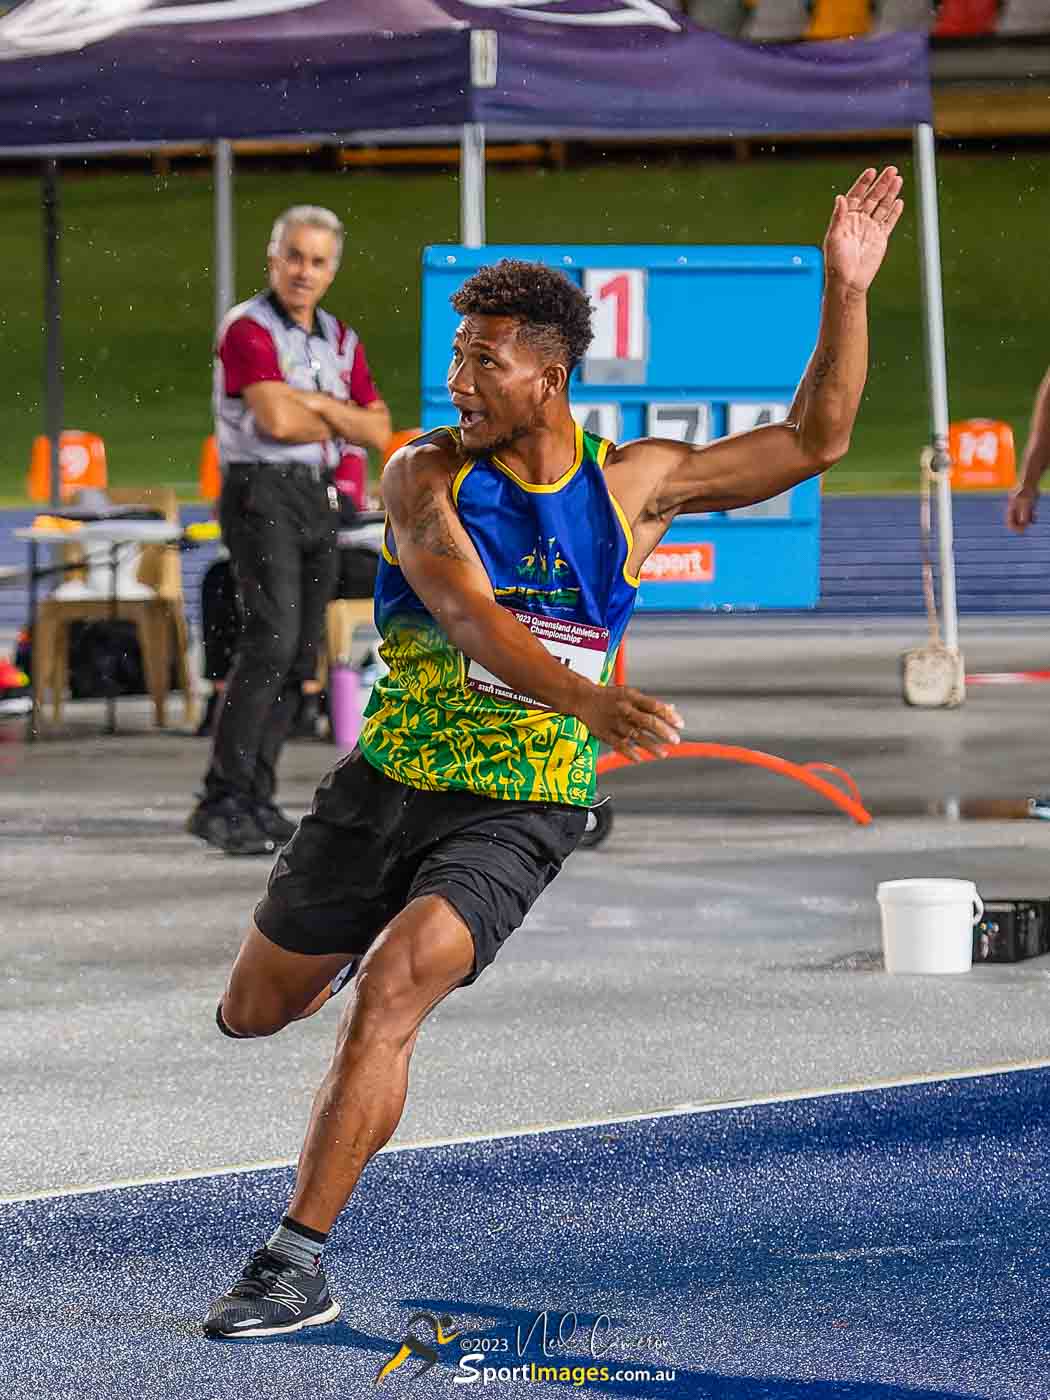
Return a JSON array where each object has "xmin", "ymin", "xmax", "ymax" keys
[{"xmin": 640, "ymin": 543, "xmax": 714, "ymax": 584}]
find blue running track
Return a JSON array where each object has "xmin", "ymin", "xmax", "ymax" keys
[{"xmin": 3, "ymin": 1068, "xmax": 1050, "ymax": 1398}]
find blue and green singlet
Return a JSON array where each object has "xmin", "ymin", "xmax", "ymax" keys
[{"xmin": 358, "ymin": 423, "xmax": 639, "ymax": 807}]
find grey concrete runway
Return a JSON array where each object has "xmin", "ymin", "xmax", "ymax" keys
[{"xmin": 4, "ymin": 615, "xmax": 1050, "ymax": 1200}]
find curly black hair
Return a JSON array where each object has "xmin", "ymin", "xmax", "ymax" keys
[{"xmin": 450, "ymin": 259, "xmax": 593, "ymax": 372}]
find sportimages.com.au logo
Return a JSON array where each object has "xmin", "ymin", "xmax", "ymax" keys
[{"xmin": 374, "ymin": 1308, "xmax": 676, "ymax": 1389}]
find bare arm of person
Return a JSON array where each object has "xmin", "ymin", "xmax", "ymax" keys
[
  {"xmin": 384, "ymin": 444, "xmax": 683, "ymax": 758},
  {"xmin": 604, "ymin": 167, "xmax": 904, "ymax": 570},
  {"xmin": 243, "ymin": 381, "xmax": 332, "ymax": 444},
  {"xmin": 306, "ymin": 396, "xmax": 393, "ymax": 452},
  {"xmin": 1007, "ymin": 367, "xmax": 1050, "ymax": 533}
]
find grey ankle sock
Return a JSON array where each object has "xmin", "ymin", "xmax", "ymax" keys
[{"xmin": 267, "ymin": 1215, "xmax": 327, "ymax": 1273}]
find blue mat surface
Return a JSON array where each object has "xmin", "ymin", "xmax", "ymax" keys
[{"xmin": 3, "ymin": 1068, "xmax": 1049, "ymax": 1398}]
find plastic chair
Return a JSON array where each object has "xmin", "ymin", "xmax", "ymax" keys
[
  {"xmin": 743, "ymin": 0, "xmax": 810, "ymax": 39},
  {"xmin": 997, "ymin": 0, "xmax": 1050, "ymax": 34},
  {"xmin": 947, "ymin": 419, "xmax": 1016, "ymax": 490},
  {"xmin": 27, "ymin": 431, "xmax": 107, "ymax": 503},
  {"xmin": 807, "ymin": 0, "xmax": 872, "ymax": 37},
  {"xmin": 198, "ymin": 435, "xmax": 221, "ymax": 503},
  {"xmin": 871, "ymin": 0, "xmax": 934, "ymax": 33},
  {"xmin": 319, "ymin": 598, "xmax": 375, "ymax": 694},
  {"xmin": 33, "ymin": 486, "xmax": 197, "ymax": 729},
  {"xmin": 933, "ymin": 0, "xmax": 999, "ymax": 35}
]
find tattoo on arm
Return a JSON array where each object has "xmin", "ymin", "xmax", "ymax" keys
[
  {"xmin": 409, "ymin": 491, "xmax": 468, "ymax": 561},
  {"xmin": 810, "ymin": 348, "xmax": 836, "ymax": 390}
]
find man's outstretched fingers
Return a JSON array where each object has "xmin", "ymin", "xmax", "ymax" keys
[
  {"xmin": 844, "ymin": 168, "xmax": 877, "ymax": 206},
  {"xmin": 628, "ymin": 689, "xmax": 684, "ymax": 744},
  {"xmin": 859, "ymin": 166, "xmax": 898, "ymax": 215}
]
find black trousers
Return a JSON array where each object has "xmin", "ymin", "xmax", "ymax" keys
[{"xmin": 204, "ymin": 464, "xmax": 338, "ymax": 805}]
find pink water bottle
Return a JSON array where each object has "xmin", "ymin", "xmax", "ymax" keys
[{"xmin": 329, "ymin": 664, "xmax": 361, "ymax": 750}]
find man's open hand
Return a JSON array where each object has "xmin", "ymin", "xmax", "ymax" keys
[
  {"xmin": 824, "ymin": 167, "xmax": 904, "ymax": 296},
  {"xmin": 576, "ymin": 685, "xmax": 684, "ymax": 762}
]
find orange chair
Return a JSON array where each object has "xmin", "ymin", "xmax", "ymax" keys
[
  {"xmin": 948, "ymin": 419, "xmax": 1016, "ymax": 490},
  {"xmin": 806, "ymin": 0, "xmax": 872, "ymax": 38},
  {"xmin": 27, "ymin": 431, "xmax": 108, "ymax": 503},
  {"xmin": 198, "ymin": 435, "xmax": 221, "ymax": 502},
  {"xmin": 933, "ymin": 0, "xmax": 999, "ymax": 36}
]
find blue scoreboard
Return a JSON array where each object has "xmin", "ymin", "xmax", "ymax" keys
[{"xmin": 421, "ymin": 244, "xmax": 823, "ymax": 611}]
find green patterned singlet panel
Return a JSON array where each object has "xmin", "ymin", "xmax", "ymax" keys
[{"xmin": 359, "ymin": 425, "xmax": 638, "ymax": 806}]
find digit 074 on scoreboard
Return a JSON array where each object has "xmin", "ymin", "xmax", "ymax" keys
[{"xmin": 421, "ymin": 245, "xmax": 823, "ymax": 611}]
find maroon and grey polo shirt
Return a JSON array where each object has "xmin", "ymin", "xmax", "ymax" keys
[{"xmin": 213, "ymin": 290, "xmax": 380, "ymax": 495}]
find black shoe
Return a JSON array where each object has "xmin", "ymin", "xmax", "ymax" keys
[
  {"xmin": 252, "ymin": 800, "xmax": 297, "ymax": 844},
  {"xmin": 187, "ymin": 796, "xmax": 277, "ymax": 857},
  {"xmin": 203, "ymin": 1246, "xmax": 341, "ymax": 1339}
]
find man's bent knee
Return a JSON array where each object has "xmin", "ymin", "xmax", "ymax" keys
[
  {"xmin": 344, "ymin": 895, "xmax": 475, "ymax": 1040},
  {"xmin": 219, "ymin": 983, "xmax": 303, "ymax": 1038}
]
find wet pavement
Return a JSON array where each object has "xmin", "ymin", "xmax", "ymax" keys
[{"xmin": 3, "ymin": 614, "xmax": 1050, "ymax": 1201}]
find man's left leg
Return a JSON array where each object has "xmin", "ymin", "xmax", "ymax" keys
[{"xmin": 203, "ymin": 893, "xmax": 474, "ymax": 1339}]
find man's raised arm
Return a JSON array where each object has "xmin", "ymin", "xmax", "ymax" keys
[{"xmin": 608, "ymin": 167, "xmax": 904, "ymax": 528}]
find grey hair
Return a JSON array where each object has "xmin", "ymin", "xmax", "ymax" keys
[{"xmin": 268, "ymin": 205, "xmax": 345, "ymax": 264}]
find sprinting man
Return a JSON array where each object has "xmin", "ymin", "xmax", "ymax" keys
[{"xmin": 203, "ymin": 167, "xmax": 904, "ymax": 1338}]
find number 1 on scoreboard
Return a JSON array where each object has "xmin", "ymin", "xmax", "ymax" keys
[{"xmin": 582, "ymin": 268, "xmax": 646, "ymax": 384}]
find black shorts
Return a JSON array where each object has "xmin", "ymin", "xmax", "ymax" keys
[{"xmin": 255, "ymin": 749, "xmax": 587, "ymax": 983}]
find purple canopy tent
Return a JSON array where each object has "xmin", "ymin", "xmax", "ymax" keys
[{"xmin": 0, "ymin": 0, "xmax": 958, "ymax": 656}]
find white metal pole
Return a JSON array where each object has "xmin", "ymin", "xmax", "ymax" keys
[
  {"xmin": 42, "ymin": 158, "xmax": 64, "ymax": 510},
  {"xmin": 914, "ymin": 122, "xmax": 960, "ymax": 654},
  {"xmin": 460, "ymin": 122, "xmax": 486, "ymax": 248},
  {"xmin": 214, "ymin": 139, "xmax": 235, "ymax": 328}
]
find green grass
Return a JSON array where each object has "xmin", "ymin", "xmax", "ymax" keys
[{"xmin": 0, "ymin": 146, "xmax": 1047, "ymax": 500}]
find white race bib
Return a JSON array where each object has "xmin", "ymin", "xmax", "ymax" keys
[{"xmin": 466, "ymin": 610, "xmax": 609, "ymax": 710}]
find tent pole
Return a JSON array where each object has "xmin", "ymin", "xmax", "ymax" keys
[
  {"xmin": 460, "ymin": 122, "xmax": 486, "ymax": 248},
  {"xmin": 914, "ymin": 122, "xmax": 959, "ymax": 655},
  {"xmin": 214, "ymin": 139, "xmax": 235, "ymax": 328},
  {"xmin": 42, "ymin": 158, "xmax": 64, "ymax": 509}
]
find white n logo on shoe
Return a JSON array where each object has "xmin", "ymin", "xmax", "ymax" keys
[{"xmin": 265, "ymin": 1279, "xmax": 309, "ymax": 1315}]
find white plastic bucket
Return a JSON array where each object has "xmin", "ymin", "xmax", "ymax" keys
[{"xmin": 876, "ymin": 878, "xmax": 984, "ymax": 975}]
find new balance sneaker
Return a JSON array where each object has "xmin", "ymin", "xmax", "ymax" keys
[
  {"xmin": 253, "ymin": 800, "xmax": 297, "ymax": 844},
  {"xmin": 203, "ymin": 1247, "xmax": 341, "ymax": 1339},
  {"xmin": 187, "ymin": 796, "xmax": 277, "ymax": 857},
  {"xmin": 1029, "ymin": 795, "xmax": 1050, "ymax": 821}
]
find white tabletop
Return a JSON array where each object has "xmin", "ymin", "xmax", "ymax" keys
[{"xmin": 15, "ymin": 521, "xmax": 181, "ymax": 545}]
